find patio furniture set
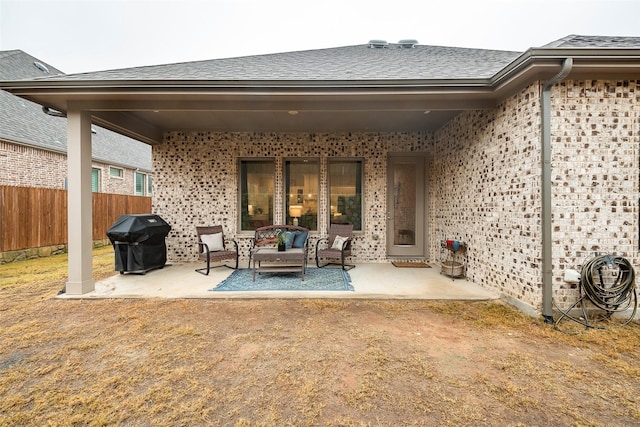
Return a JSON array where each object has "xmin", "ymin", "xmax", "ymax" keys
[{"xmin": 195, "ymin": 223, "xmax": 354, "ymax": 280}]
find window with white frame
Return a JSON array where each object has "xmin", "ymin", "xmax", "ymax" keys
[
  {"xmin": 91, "ymin": 168, "xmax": 100, "ymax": 193},
  {"xmin": 109, "ymin": 166, "xmax": 124, "ymax": 179},
  {"xmin": 135, "ymin": 171, "xmax": 152, "ymax": 196}
]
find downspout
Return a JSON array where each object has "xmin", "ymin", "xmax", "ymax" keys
[{"xmin": 541, "ymin": 57, "xmax": 573, "ymax": 324}]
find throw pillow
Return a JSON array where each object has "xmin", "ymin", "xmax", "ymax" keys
[
  {"xmin": 282, "ymin": 231, "xmax": 295, "ymax": 249},
  {"xmin": 331, "ymin": 235, "xmax": 348, "ymax": 250},
  {"xmin": 201, "ymin": 232, "xmax": 224, "ymax": 253},
  {"xmin": 292, "ymin": 230, "xmax": 309, "ymax": 248}
]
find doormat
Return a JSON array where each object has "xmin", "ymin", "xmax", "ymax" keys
[
  {"xmin": 210, "ymin": 268, "xmax": 354, "ymax": 291},
  {"xmin": 392, "ymin": 261, "xmax": 431, "ymax": 268}
]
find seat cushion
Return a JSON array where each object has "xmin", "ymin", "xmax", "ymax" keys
[{"xmin": 201, "ymin": 232, "xmax": 224, "ymax": 253}]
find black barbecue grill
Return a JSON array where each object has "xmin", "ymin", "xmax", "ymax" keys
[{"xmin": 106, "ymin": 214, "xmax": 171, "ymax": 274}]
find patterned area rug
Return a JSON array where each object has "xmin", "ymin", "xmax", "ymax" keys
[{"xmin": 210, "ymin": 267, "xmax": 353, "ymax": 291}]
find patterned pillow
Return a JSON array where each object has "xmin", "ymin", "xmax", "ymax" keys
[{"xmin": 331, "ymin": 235, "xmax": 348, "ymax": 250}]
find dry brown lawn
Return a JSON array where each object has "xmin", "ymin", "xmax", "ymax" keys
[{"xmin": 1, "ymin": 246, "xmax": 640, "ymax": 426}]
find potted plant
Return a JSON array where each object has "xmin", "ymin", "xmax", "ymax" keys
[{"xmin": 277, "ymin": 233, "xmax": 286, "ymax": 252}]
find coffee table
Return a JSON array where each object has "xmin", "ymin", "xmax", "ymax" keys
[{"xmin": 252, "ymin": 247, "xmax": 306, "ymax": 281}]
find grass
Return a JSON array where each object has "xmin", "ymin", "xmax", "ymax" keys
[{"xmin": 1, "ymin": 248, "xmax": 639, "ymax": 425}]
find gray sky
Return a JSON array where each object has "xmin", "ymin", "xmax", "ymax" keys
[{"xmin": 1, "ymin": 0, "xmax": 639, "ymax": 75}]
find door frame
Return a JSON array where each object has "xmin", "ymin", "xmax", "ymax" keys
[{"xmin": 386, "ymin": 153, "xmax": 428, "ymax": 258}]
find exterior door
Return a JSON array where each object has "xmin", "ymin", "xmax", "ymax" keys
[{"xmin": 387, "ymin": 155, "xmax": 425, "ymax": 257}]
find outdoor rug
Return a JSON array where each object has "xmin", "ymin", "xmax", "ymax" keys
[
  {"xmin": 210, "ymin": 267, "xmax": 354, "ymax": 292},
  {"xmin": 392, "ymin": 261, "xmax": 431, "ymax": 268}
]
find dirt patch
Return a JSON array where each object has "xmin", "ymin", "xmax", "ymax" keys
[{"xmin": 1, "ymin": 248, "xmax": 640, "ymax": 426}]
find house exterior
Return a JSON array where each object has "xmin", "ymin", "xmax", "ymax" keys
[
  {"xmin": 0, "ymin": 50, "xmax": 152, "ymax": 195},
  {"xmin": 2, "ymin": 35, "xmax": 639, "ymax": 320}
]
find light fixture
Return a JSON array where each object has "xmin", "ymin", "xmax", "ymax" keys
[
  {"xmin": 289, "ymin": 205, "xmax": 303, "ymax": 225},
  {"xmin": 288, "ymin": 110, "xmax": 299, "ymax": 115}
]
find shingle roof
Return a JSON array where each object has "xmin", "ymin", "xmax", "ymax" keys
[
  {"xmin": 45, "ymin": 43, "xmax": 523, "ymax": 82},
  {"xmin": 0, "ymin": 50, "xmax": 151, "ymax": 171},
  {"xmin": 542, "ymin": 34, "xmax": 640, "ymax": 48}
]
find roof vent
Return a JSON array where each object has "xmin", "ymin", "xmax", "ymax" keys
[
  {"xmin": 398, "ymin": 39, "xmax": 418, "ymax": 48},
  {"xmin": 33, "ymin": 61, "xmax": 49, "ymax": 73},
  {"xmin": 368, "ymin": 39, "xmax": 388, "ymax": 48}
]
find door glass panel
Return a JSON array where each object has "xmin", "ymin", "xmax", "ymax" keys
[{"xmin": 393, "ymin": 163, "xmax": 416, "ymax": 246}]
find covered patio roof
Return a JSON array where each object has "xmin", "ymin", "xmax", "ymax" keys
[{"xmin": 3, "ymin": 39, "xmax": 640, "ymax": 145}]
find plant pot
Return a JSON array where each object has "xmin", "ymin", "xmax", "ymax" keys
[
  {"xmin": 441, "ymin": 260, "xmax": 463, "ymax": 277},
  {"xmin": 277, "ymin": 243, "xmax": 286, "ymax": 252}
]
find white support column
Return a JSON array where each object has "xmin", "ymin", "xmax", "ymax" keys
[{"xmin": 66, "ymin": 107, "xmax": 95, "ymax": 294}]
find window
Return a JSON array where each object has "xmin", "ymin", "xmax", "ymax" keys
[
  {"xmin": 240, "ymin": 160, "xmax": 275, "ymax": 231},
  {"xmin": 135, "ymin": 171, "xmax": 151, "ymax": 196},
  {"xmin": 329, "ymin": 160, "xmax": 362, "ymax": 231},
  {"xmin": 285, "ymin": 159, "xmax": 319, "ymax": 230},
  {"xmin": 91, "ymin": 168, "xmax": 100, "ymax": 193},
  {"xmin": 109, "ymin": 166, "xmax": 123, "ymax": 178},
  {"xmin": 147, "ymin": 175, "xmax": 153, "ymax": 196}
]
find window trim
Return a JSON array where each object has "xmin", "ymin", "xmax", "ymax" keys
[{"xmin": 109, "ymin": 166, "xmax": 124, "ymax": 179}]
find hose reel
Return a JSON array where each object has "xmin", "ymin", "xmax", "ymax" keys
[{"xmin": 554, "ymin": 254, "xmax": 637, "ymax": 333}]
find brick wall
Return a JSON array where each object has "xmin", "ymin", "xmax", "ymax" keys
[
  {"xmin": 153, "ymin": 79, "xmax": 638, "ymax": 313},
  {"xmin": 432, "ymin": 83, "xmax": 544, "ymax": 307},
  {"xmin": 432, "ymin": 80, "xmax": 639, "ymax": 311},
  {"xmin": 0, "ymin": 140, "xmax": 143, "ymax": 195},
  {"xmin": 550, "ymin": 80, "xmax": 639, "ymax": 306},
  {"xmin": 153, "ymin": 131, "xmax": 430, "ymax": 264}
]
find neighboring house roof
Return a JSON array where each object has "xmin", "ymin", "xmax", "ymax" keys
[
  {"xmin": 542, "ymin": 34, "xmax": 640, "ymax": 48},
  {"xmin": 0, "ymin": 50, "xmax": 152, "ymax": 171},
  {"xmin": 1, "ymin": 35, "xmax": 639, "ymax": 142}
]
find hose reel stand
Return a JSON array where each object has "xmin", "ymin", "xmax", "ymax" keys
[{"xmin": 554, "ymin": 253, "xmax": 637, "ymax": 333}]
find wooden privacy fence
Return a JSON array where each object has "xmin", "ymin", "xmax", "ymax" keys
[{"xmin": 0, "ymin": 186, "xmax": 152, "ymax": 252}]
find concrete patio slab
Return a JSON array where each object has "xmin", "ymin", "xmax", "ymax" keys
[{"xmin": 58, "ymin": 262, "xmax": 499, "ymax": 300}]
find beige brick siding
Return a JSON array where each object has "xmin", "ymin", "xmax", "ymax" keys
[
  {"xmin": 153, "ymin": 131, "xmax": 430, "ymax": 264},
  {"xmin": 432, "ymin": 80, "xmax": 639, "ymax": 311},
  {"xmin": 0, "ymin": 141, "xmax": 67, "ymax": 188},
  {"xmin": 153, "ymin": 79, "xmax": 638, "ymax": 313},
  {"xmin": 551, "ymin": 80, "xmax": 639, "ymax": 307},
  {"xmin": 0, "ymin": 140, "xmax": 143, "ymax": 195},
  {"xmin": 432, "ymin": 83, "xmax": 544, "ymax": 307}
]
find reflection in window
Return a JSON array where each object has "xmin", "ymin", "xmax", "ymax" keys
[
  {"xmin": 91, "ymin": 168, "xmax": 100, "ymax": 193},
  {"xmin": 135, "ymin": 171, "xmax": 150, "ymax": 196},
  {"xmin": 285, "ymin": 159, "xmax": 319, "ymax": 231},
  {"xmin": 329, "ymin": 160, "xmax": 362, "ymax": 231},
  {"xmin": 240, "ymin": 160, "xmax": 274, "ymax": 231}
]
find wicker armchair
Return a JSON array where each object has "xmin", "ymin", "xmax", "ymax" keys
[
  {"xmin": 315, "ymin": 223, "xmax": 355, "ymax": 270},
  {"xmin": 195, "ymin": 225, "xmax": 238, "ymax": 275}
]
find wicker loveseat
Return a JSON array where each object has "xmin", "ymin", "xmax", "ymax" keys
[{"xmin": 248, "ymin": 225, "xmax": 310, "ymax": 268}]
